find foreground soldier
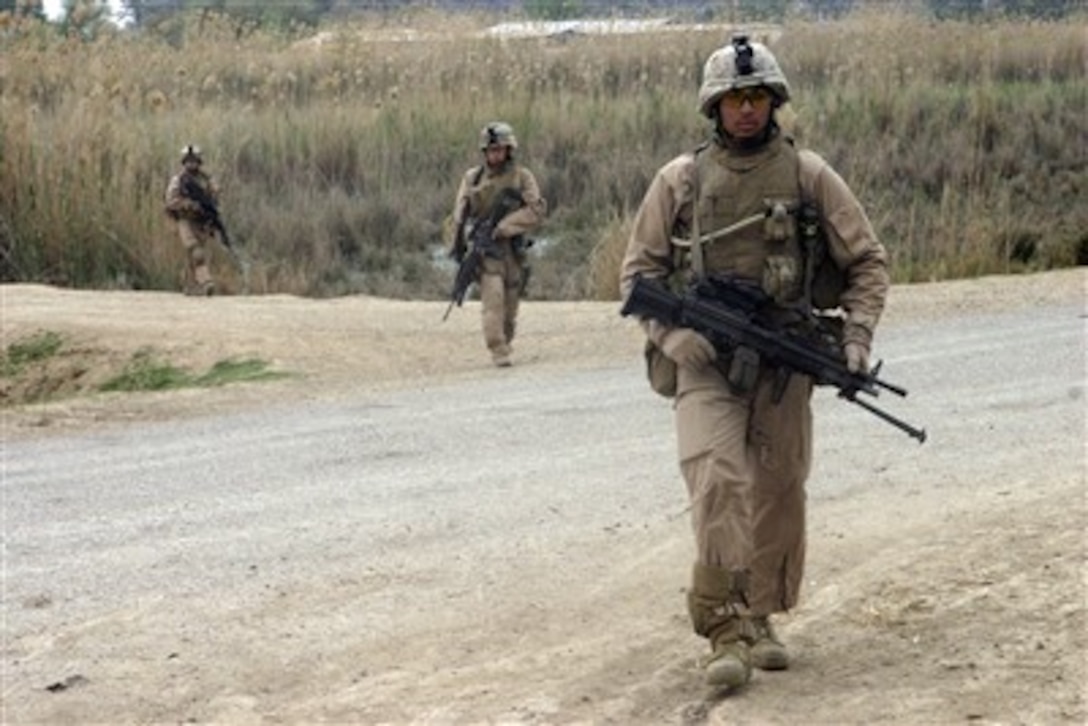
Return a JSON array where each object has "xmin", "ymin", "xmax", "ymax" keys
[
  {"xmin": 620, "ymin": 36, "xmax": 890, "ymax": 690},
  {"xmin": 164, "ymin": 145, "xmax": 220, "ymax": 296},
  {"xmin": 449, "ymin": 122, "xmax": 546, "ymax": 367}
]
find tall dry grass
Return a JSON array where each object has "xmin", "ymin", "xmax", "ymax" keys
[{"xmin": 1, "ymin": 9, "xmax": 1084, "ymax": 299}]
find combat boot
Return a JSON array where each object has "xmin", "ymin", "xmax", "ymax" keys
[
  {"xmin": 705, "ymin": 620, "xmax": 752, "ymax": 689},
  {"xmin": 747, "ymin": 615, "xmax": 789, "ymax": 671},
  {"xmin": 688, "ymin": 562, "xmax": 753, "ymax": 690},
  {"xmin": 491, "ymin": 348, "xmax": 512, "ymax": 367}
]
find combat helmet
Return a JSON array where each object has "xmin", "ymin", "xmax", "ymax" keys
[
  {"xmin": 698, "ymin": 34, "xmax": 791, "ymax": 118},
  {"xmin": 478, "ymin": 122, "xmax": 518, "ymax": 151},
  {"xmin": 180, "ymin": 144, "xmax": 203, "ymax": 164}
]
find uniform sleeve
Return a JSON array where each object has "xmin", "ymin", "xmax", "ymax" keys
[
  {"xmin": 799, "ymin": 150, "xmax": 890, "ymax": 347},
  {"xmin": 450, "ymin": 168, "xmax": 474, "ymax": 231},
  {"xmin": 619, "ymin": 154, "xmax": 695, "ymax": 346},
  {"xmin": 164, "ymin": 174, "xmax": 190, "ymax": 216},
  {"xmin": 494, "ymin": 166, "xmax": 546, "ymax": 239},
  {"xmin": 206, "ymin": 175, "xmax": 220, "ymax": 204}
]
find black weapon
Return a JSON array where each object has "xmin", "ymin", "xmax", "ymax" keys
[
  {"xmin": 442, "ymin": 188, "xmax": 524, "ymax": 321},
  {"xmin": 180, "ymin": 174, "xmax": 247, "ymax": 279},
  {"xmin": 621, "ymin": 274, "xmax": 926, "ymax": 442}
]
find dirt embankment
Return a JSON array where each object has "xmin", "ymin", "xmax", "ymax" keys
[{"xmin": 2, "ymin": 269, "xmax": 1082, "ymax": 435}]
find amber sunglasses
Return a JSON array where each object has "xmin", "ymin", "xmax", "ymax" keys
[{"xmin": 721, "ymin": 87, "xmax": 774, "ymax": 110}]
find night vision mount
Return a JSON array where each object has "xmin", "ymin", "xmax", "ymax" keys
[{"xmin": 732, "ymin": 34, "xmax": 755, "ymax": 76}]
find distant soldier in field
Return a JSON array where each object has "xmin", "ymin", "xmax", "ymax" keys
[
  {"xmin": 620, "ymin": 36, "xmax": 890, "ymax": 691},
  {"xmin": 164, "ymin": 145, "xmax": 220, "ymax": 296},
  {"xmin": 448, "ymin": 122, "xmax": 546, "ymax": 367}
]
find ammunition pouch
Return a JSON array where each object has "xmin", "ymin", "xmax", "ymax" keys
[
  {"xmin": 811, "ymin": 257, "xmax": 847, "ymax": 310},
  {"xmin": 798, "ymin": 201, "xmax": 846, "ymax": 310},
  {"xmin": 474, "ymin": 231, "xmax": 501, "ymax": 259},
  {"xmin": 814, "ymin": 312, "xmax": 846, "ymax": 345},
  {"xmin": 511, "ymin": 235, "xmax": 533, "ymax": 260},
  {"xmin": 724, "ymin": 345, "xmax": 761, "ymax": 394}
]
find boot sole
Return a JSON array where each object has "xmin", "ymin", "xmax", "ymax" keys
[
  {"xmin": 705, "ymin": 659, "xmax": 751, "ymax": 689},
  {"xmin": 752, "ymin": 652, "xmax": 790, "ymax": 671}
]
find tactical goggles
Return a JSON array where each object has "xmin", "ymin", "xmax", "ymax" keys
[{"xmin": 721, "ymin": 87, "xmax": 774, "ymax": 110}]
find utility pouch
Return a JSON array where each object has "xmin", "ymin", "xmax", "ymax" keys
[
  {"xmin": 645, "ymin": 339, "xmax": 678, "ymax": 398},
  {"xmin": 725, "ymin": 346, "xmax": 761, "ymax": 394},
  {"xmin": 511, "ymin": 235, "xmax": 534, "ymax": 260},
  {"xmin": 798, "ymin": 201, "xmax": 846, "ymax": 310}
]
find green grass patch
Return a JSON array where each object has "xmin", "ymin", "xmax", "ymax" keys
[
  {"xmin": 1, "ymin": 330, "xmax": 65, "ymax": 376},
  {"xmin": 192, "ymin": 358, "xmax": 290, "ymax": 387},
  {"xmin": 98, "ymin": 350, "xmax": 287, "ymax": 393}
]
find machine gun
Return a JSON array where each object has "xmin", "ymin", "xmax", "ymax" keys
[
  {"xmin": 442, "ymin": 188, "xmax": 525, "ymax": 321},
  {"xmin": 179, "ymin": 174, "xmax": 249, "ymax": 285},
  {"xmin": 621, "ymin": 274, "xmax": 926, "ymax": 442}
]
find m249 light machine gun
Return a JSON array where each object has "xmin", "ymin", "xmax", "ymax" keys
[{"xmin": 621, "ymin": 274, "xmax": 927, "ymax": 443}]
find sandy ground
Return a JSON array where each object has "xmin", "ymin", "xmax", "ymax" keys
[{"xmin": 1, "ymin": 269, "xmax": 1085, "ymax": 724}]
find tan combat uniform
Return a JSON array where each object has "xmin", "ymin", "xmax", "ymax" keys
[
  {"xmin": 164, "ymin": 170, "xmax": 220, "ymax": 295},
  {"xmin": 620, "ymin": 130, "xmax": 889, "ymax": 646},
  {"xmin": 451, "ymin": 162, "xmax": 546, "ymax": 364}
]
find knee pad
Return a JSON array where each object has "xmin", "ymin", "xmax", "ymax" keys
[{"xmin": 189, "ymin": 244, "xmax": 208, "ymax": 267}]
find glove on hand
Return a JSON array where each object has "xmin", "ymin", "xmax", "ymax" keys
[
  {"xmin": 661, "ymin": 329, "xmax": 716, "ymax": 370},
  {"xmin": 844, "ymin": 342, "xmax": 870, "ymax": 374}
]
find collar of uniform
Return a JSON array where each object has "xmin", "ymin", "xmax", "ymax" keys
[
  {"xmin": 708, "ymin": 131, "xmax": 784, "ymax": 173},
  {"xmin": 714, "ymin": 121, "xmax": 780, "ymax": 157}
]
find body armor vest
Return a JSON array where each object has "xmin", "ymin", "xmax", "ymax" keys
[
  {"xmin": 469, "ymin": 163, "xmax": 521, "ymax": 221},
  {"xmin": 694, "ymin": 136, "xmax": 805, "ymax": 306}
]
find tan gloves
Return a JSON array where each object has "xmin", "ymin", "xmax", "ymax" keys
[
  {"xmin": 661, "ymin": 328, "xmax": 716, "ymax": 369},
  {"xmin": 843, "ymin": 322, "xmax": 873, "ymax": 374},
  {"xmin": 844, "ymin": 342, "xmax": 870, "ymax": 374}
]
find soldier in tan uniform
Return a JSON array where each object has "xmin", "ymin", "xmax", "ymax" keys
[
  {"xmin": 164, "ymin": 145, "xmax": 220, "ymax": 296},
  {"xmin": 450, "ymin": 122, "xmax": 546, "ymax": 367},
  {"xmin": 620, "ymin": 36, "xmax": 889, "ymax": 690}
]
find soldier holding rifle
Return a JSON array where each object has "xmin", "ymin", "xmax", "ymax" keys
[
  {"xmin": 620, "ymin": 36, "xmax": 892, "ymax": 691},
  {"xmin": 447, "ymin": 122, "xmax": 546, "ymax": 367}
]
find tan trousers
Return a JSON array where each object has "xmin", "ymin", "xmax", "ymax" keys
[
  {"xmin": 177, "ymin": 219, "xmax": 214, "ymax": 290},
  {"xmin": 478, "ymin": 247, "xmax": 523, "ymax": 358},
  {"xmin": 676, "ymin": 362, "xmax": 812, "ymax": 619}
]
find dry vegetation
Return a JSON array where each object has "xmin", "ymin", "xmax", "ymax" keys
[{"xmin": 0, "ymin": 8, "xmax": 1084, "ymax": 299}]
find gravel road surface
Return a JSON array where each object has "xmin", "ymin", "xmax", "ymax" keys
[{"xmin": 1, "ymin": 271, "xmax": 1084, "ymax": 724}]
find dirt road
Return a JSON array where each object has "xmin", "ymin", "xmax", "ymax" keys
[{"xmin": 1, "ymin": 270, "xmax": 1085, "ymax": 724}]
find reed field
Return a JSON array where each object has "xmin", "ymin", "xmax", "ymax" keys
[{"xmin": 1, "ymin": 8, "xmax": 1084, "ymax": 299}]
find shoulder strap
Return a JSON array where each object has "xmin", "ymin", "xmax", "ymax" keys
[{"xmin": 689, "ymin": 143, "xmax": 710, "ymax": 279}]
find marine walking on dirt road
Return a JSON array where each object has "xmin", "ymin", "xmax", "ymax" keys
[
  {"xmin": 446, "ymin": 122, "xmax": 546, "ymax": 367},
  {"xmin": 164, "ymin": 145, "xmax": 222, "ymax": 297},
  {"xmin": 619, "ymin": 35, "xmax": 891, "ymax": 691}
]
